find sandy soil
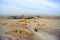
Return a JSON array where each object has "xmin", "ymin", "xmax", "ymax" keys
[{"xmin": 0, "ymin": 18, "xmax": 60, "ymax": 40}]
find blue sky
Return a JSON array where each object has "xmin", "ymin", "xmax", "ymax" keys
[{"xmin": 0, "ymin": 0, "xmax": 60, "ymax": 16}]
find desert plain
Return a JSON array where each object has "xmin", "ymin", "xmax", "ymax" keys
[{"xmin": 0, "ymin": 16, "xmax": 60, "ymax": 40}]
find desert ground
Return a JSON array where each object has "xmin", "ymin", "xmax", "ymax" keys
[{"xmin": 0, "ymin": 17, "xmax": 60, "ymax": 40}]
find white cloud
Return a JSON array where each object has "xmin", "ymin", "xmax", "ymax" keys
[
  {"xmin": 0, "ymin": 0, "xmax": 60, "ymax": 16},
  {"xmin": 1, "ymin": 0, "xmax": 58, "ymax": 8}
]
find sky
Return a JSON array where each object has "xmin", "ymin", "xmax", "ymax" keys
[{"xmin": 0, "ymin": 0, "xmax": 60, "ymax": 16}]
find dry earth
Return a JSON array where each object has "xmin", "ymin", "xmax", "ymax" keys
[{"xmin": 0, "ymin": 18, "xmax": 60, "ymax": 40}]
